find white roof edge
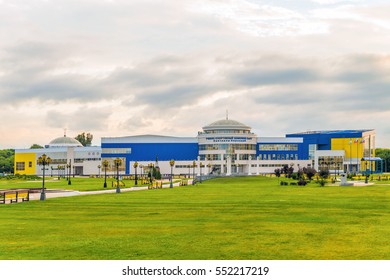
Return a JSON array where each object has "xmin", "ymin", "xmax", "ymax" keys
[
  {"xmin": 102, "ymin": 135, "xmax": 198, "ymax": 144},
  {"xmin": 257, "ymin": 137, "xmax": 303, "ymax": 143},
  {"xmin": 15, "ymin": 146, "xmax": 102, "ymax": 153}
]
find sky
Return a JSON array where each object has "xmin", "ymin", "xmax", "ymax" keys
[{"xmin": 0, "ymin": 0, "xmax": 390, "ymax": 149}]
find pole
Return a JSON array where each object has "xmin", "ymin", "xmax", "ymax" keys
[
  {"xmin": 40, "ymin": 164, "xmax": 46, "ymax": 201},
  {"xmin": 349, "ymin": 139, "xmax": 352, "ymax": 173},
  {"xmin": 170, "ymin": 165, "xmax": 173, "ymax": 188},
  {"xmin": 116, "ymin": 162, "xmax": 120, "ymax": 193},
  {"xmin": 135, "ymin": 166, "xmax": 138, "ymax": 185},
  {"xmin": 104, "ymin": 166, "xmax": 107, "ymax": 188}
]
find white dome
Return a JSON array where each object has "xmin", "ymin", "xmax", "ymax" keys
[
  {"xmin": 202, "ymin": 119, "xmax": 251, "ymax": 132},
  {"xmin": 48, "ymin": 136, "xmax": 83, "ymax": 147}
]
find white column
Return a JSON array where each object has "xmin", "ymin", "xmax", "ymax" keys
[
  {"xmin": 221, "ymin": 153, "xmax": 224, "ymax": 174},
  {"xmin": 248, "ymin": 155, "xmax": 252, "ymax": 175},
  {"xmin": 256, "ymin": 156, "xmax": 259, "ymax": 175},
  {"xmin": 226, "ymin": 155, "xmax": 232, "ymax": 176}
]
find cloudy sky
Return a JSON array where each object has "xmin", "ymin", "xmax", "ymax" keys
[{"xmin": 1, "ymin": 0, "xmax": 389, "ymax": 148}]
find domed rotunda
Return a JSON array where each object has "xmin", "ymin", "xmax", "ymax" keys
[
  {"xmin": 47, "ymin": 136, "xmax": 83, "ymax": 148},
  {"xmin": 197, "ymin": 117, "xmax": 257, "ymax": 175}
]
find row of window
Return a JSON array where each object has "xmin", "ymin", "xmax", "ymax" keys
[
  {"xmin": 200, "ymin": 154, "xmax": 255, "ymax": 161},
  {"xmin": 202, "ymin": 130, "xmax": 251, "ymax": 134},
  {"xmin": 102, "ymin": 148, "xmax": 132, "ymax": 154},
  {"xmin": 258, "ymin": 154, "xmax": 298, "ymax": 160},
  {"xmin": 258, "ymin": 144, "xmax": 298, "ymax": 151},
  {"xmin": 199, "ymin": 144, "xmax": 256, "ymax": 151},
  {"xmin": 15, "ymin": 162, "xmax": 30, "ymax": 171}
]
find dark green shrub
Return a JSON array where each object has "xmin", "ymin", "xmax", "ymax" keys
[{"xmin": 298, "ymin": 179, "xmax": 307, "ymax": 186}]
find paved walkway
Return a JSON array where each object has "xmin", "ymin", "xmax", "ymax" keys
[{"xmin": 28, "ymin": 180, "xmax": 190, "ymax": 201}]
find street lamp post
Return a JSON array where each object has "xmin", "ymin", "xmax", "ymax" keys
[
  {"xmin": 169, "ymin": 159, "xmax": 175, "ymax": 188},
  {"xmin": 67, "ymin": 160, "xmax": 72, "ymax": 185},
  {"xmin": 114, "ymin": 158, "xmax": 122, "ymax": 193},
  {"xmin": 38, "ymin": 154, "xmax": 51, "ymax": 201},
  {"xmin": 364, "ymin": 160, "xmax": 368, "ymax": 184},
  {"xmin": 192, "ymin": 160, "xmax": 196, "ymax": 185},
  {"xmin": 134, "ymin": 161, "xmax": 138, "ymax": 186},
  {"xmin": 98, "ymin": 165, "xmax": 101, "ymax": 178},
  {"xmin": 148, "ymin": 163, "xmax": 154, "ymax": 183},
  {"xmin": 200, "ymin": 162, "xmax": 204, "ymax": 183},
  {"xmin": 102, "ymin": 159, "xmax": 109, "ymax": 188}
]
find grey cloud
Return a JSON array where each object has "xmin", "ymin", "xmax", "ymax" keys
[
  {"xmin": 233, "ymin": 68, "xmax": 319, "ymax": 86},
  {"xmin": 136, "ymin": 84, "xmax": 211, "ymax": 107},
  {"xmin": 253, "ymin": 90, "xmax": 322, "ymax": 105},
  {"xmin": 46, "ymin": 108, "xmax": 112, "ymax": 131}
]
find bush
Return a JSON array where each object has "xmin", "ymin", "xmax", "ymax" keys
[
  {"xmin": 280, "ymin": 181, "xmax": 288, "ymax": 186},
  {"xmin": 318, "ymin": 179, "xmax": 326, "ymax": 187},
  {"xmin": 290, "ymin": 182, "xmax": 297, "ymax": 186},
  {"xmin": 291, "ymin": 172, "xmax": 299, "ymax": 180},
  {"xmin": 319, "ymin": 170, "xmax": 329, "ymax": 179},
  {"xmin": 298, "ymin": 179, "xmax": 307, "ymax": 186}
]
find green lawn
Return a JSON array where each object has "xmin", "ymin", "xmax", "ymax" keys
[
  {"xmin": 0, "ymin": 177, "xmax": 142, "ymax": 192},
  {"xmin": 0, "ymin": 176, "xmax": 389, "ymax": 260}
]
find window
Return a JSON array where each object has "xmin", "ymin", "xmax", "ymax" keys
[
  {"xmin": 309, "ymin": 144, "xmax": 317, "ymax": 160},
  {"xmin": 29, "ymin": 162, "xmax": 32, "ymax": 168},
  {"xmin": 102, "ymin": 148, "xmax": 132, "ymax": 154},
  {"xmin": 16, "ymin": 162, "xmax": 25, "ymax": 171},
  {"xmin": 259, "ymin": 144, "xmax": 298, "ymax": 151}
]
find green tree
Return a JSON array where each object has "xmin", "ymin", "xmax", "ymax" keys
[
  {"xmin": 303, "ymin": 167, "xmax": 317, "ymax": 181},
  {"xmin": 376, "ymin": 148, "xmax": 390, "ymax": 172},
  {"xmin": 30, "ymin": 144, "xmax": 44, "ymax": 149},
  {"xmin": 75, "ymin": 132, "xmax": 93, "ymax": 146},
  {"xmin": 0, "ymin": 149, "xmax": 15, "ymax": 174}
]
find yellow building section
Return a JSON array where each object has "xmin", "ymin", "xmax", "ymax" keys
[
  {"xmin": 14, "ymin": 152, "xmax": 36, "ymax": 175},
  {"xmin": 331, "ymin": 138, "xmax": 364, "ymax": 158}
]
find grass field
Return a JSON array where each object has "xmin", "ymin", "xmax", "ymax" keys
[
  {"xmin": 0, "ymin": 176, "xmax": 389, "ymax": 260},
  {"xmin": 0, "ymin": 177, "xmax": 141, "ymax": 192}
]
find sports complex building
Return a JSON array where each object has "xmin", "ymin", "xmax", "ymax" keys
[
  {"xmin": 14, "ymin": 118, "xmax": 382, "ymax": 177},
  {"xmin": 100, "ymin": 118, "xmax": 381, "ymax": 177}
]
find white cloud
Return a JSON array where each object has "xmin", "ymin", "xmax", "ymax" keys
[{"xmin": 192, "ymin": 0, "xmax": 329, "ymax": 36}]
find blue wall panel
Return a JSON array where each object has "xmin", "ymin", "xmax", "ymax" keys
[{"xmin": 102, "ymin": 142, "xmax": 199, "ymax": 174}]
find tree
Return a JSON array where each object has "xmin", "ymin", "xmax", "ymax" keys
[
  {"xmin": 30, "ymin": 144, "xmax": 44, "ymax": 149},
  {"xmin": 274, "ymin": 168, "xmax": 281, "ymax": 178},
  {"xmin": 75, "ymin": 132, "xmax": 93, "ymax": 146},
  {"xmin": 0, "ymin": 149, "xmax": 15, "ymax": 174},
  {"xmin": 303, "ymin": 167, "xmax": 317, "ymax": 181},
  {"xmin": 376, "ymin": 148, "xmax": 390, "ymax": 173},
  {"xmin": 287, "ymin": 166, "xmax": 294, "ymax": 178},
  {"xmin": 282, "ymin": 164, "xmax": 289, "ymax": 177},
  {"xmin": 319, "ymin": 169, "xmax": 329, "ymax": 179}
]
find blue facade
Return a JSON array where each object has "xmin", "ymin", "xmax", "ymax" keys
[
  {"xmin": 102, "ymin": 142, "xmax": 199, "ymax": 174},
  {"xmin": 286, "ymin": 130, "xmax": 365, "ymax": 159}
]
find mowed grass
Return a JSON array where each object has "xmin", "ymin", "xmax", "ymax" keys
[
  {"xmin": 0, "ymin": 177, "xmax": 141, "ymax": 192},
  {"xmin": 0, "ymin": 176, "xmax": 389, "ymax": 260}
]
